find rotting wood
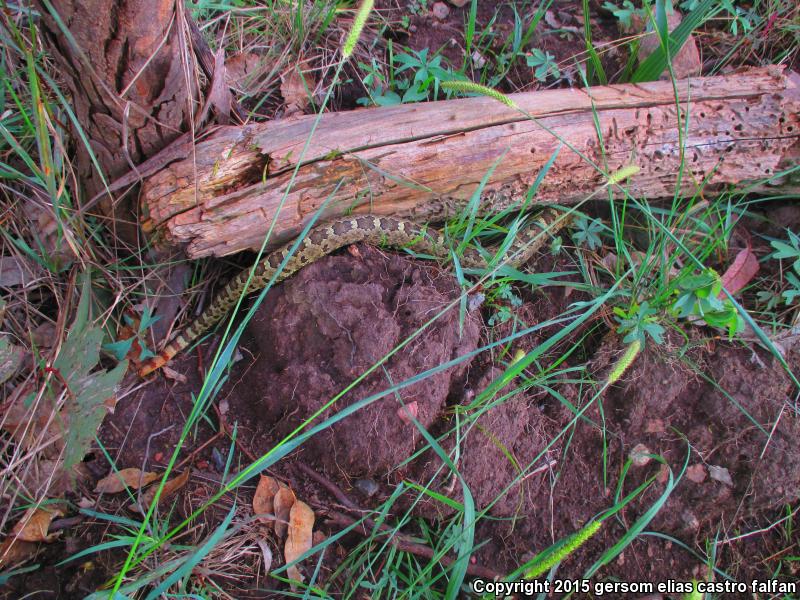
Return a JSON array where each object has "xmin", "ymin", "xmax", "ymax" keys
[{"xmin": 140, "ymin": 66, "xmax": 800, "ymax": 258}]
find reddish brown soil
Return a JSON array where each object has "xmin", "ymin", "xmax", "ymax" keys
[
  {"xmin": 6, "ymin": 3, "xmax": 799, "ymax": 598},
  {"xmin": 231, "ymin": 245, "xmax": 480, "ymax": 476},
  {"xmin": 219, "ymin": 244, "xmax": 800, "ymax": 592}
]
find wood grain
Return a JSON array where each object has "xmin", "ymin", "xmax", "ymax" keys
[{"xmin": 140, "ymin": 66, "xmax": 800, "ymax": 258}]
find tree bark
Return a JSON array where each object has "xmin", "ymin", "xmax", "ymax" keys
[
  {"xmin": 35, "ymin": 0, "xmax": 201, "ymax": 238},
  {"xmin": 138, "ymin": 66, "xmax": 800, "ymax": 259}
]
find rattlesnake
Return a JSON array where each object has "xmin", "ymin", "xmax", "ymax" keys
[{"xmin": 138, "ymin": 209, "xmax": 569, "ymax": 376}]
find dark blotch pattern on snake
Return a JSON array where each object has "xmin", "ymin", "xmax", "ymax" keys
[{"xmin": 138, "ymin": 210, "xmax": 568, "ymax": 376}]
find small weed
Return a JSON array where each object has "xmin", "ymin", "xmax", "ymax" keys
[
  {"xmin": 571, "ymin": 214, "xmax": 605, "ymax": 251},
  {"xmin": 486, "ymin": 281, "xmax": 523, "ymax": 326},
  {"xmin": 358, "ymin": 47, "xmax": 466, "ymax": 106},
  {"xmin": 768, "ymin": 230, "xmax": 800, "ymax": 306},
  {"xmin": 614, "ymin": 301, "xmax": 666, "ymax": 345},
  {"xmin": 668, "ymin": 269, "xmax": 743, "ymax": 337},
  {"xmin": 771, "ymin": 229, "xmax": 800, "ymax": 272},
  {"xmin": 680, "ymin": 0, "xmax": 756, "ymax": 35},
  {"xmin": 408, "ymin": 0, "xmax": 429, "ymax": 17},
  {"xmin": 103, "ymin": 306, "xmax": 160, "ymax": 361},
  {"xmin": 525, "ymin": 48, "xmax": 561, "ymax": 82},
  {"xmin": 602, "ymin": 0, "xmax": 643, "ymax": 29}
]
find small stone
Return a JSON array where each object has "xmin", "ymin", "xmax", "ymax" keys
[
  {"xmin": 397, "ymin": 401, "xmax": 419, "ymax": 425},
  {"xmin": 354, "ymin": 478, "xmax": 379, "ymax": 497},
  {"xmin": 686, "ymin": 463, "xmax": 707, "ymax": 483},
  {"xmin": 447, "ymin": 0, "xmax": 469, "ymax": 7},
  {"xmin": 708, "ymin": 464, "xmax": 733, "ymax": 487},
  {"xmin": 471, "ymin": 50, "xmax": 486, "ymax": 69},
  {"xmin": 656, "ymin": 464, "xmax": 670, "ymax": 484},
  {"xmin": 468, "ymin": 292, "xmax": 485, "ymax": 311},
  {"xmin": 630, "ymin": 443, "xmax": 652, "ymax": 467},
  {"xmin": 681, "ymin": 510, "xmax": 700, "ymax": 530},
  {"xmin": 432, "ymin": 2, "xmax": 449, "ymax": 20}
]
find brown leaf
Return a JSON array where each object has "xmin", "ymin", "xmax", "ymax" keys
[
  {"xmin": 95, "ymin": 468, "xmax": 159, "ymax": 494},
  {"xmin": 0, "ymin": 255, "xmax": 42, "ymax": 288},
  {"xmin": 720, "ymin": 247, "xmax": 759, "ymax": 297},
  {"xmin": 225, "ymin": 52, "xmax": 263, "ymax": 94},
  {"xmin": 0, "ymin": 537, "xmax": 38, "ymax": 569},
  {"xmin": 280, "ymin": 68, "xmax": 313, "ymax": 115},
  {"xmin": 1, "ymin": 387, "xmax": 63, "ymax": 453},
  {"xmin": 253, "ymin": 475, "xmax": 281, "ymax": 526},
  {"xmin": 273, "ymin": 485, "xmax": 296, "ymax": 538},
  {"xmin": 284, "ymin": 500, "xmax": 314, "ymax": 585},
  {"xmin": 0, "ymin": 337, "xmax": 26, "ymax": 385},
  {"xmin": 20, "ymin": 459, "xmax": 87, "ymax": 499},
  {"xmin": 129, "ymin": 470, "xmax": 190, "ymax": 512},
  {"xmin": 11, "ymin": 506, "xmax": 65, "ymax": 542},
  {"xmin": 162, "ymin": 365, "xmax": 187, "ymax": 383}
]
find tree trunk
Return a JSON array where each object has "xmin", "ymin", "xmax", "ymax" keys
[
  {"xmin": 35, "ymin": 0, "xmax": 201, "ymax": 239},
  {"xmin": 138, "ymin": 66, "xmax": 800, "ymax": 259}
]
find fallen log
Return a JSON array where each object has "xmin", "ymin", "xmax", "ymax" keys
[{"xmin": 140, "ymin": 66, "xmax": 800, "ymax": 258}]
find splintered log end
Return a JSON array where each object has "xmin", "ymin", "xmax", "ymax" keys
[{"xmin": 140, "ymin": 68, "xmax": 800, "ymax": 259}]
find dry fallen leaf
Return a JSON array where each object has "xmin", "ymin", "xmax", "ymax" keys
[
  {"xmin": 0, "ymin": 337, "xmax": 26, "ymax": 385},
  {"xmin": 256, "ymin": 538, "xmax": 273, "ymax": 575},
  {"xmin": 225, "ymin": 52, "xmax": 263, "ymax": 94},
  {"xmin": 720, "ymin": 247, "xmax": 759, "ymax": 297},
  {"xmin": 284, "ymin": 500, "xmax": 314, "ymax": 585},
  {"xmin": 635, "ymin": 9, "xmax": 701, "ymax": 79},
  {"xmin": 0, "ymin": 537, "xmax": 38, "ymax": 569},
  {"xmin": 129, "ymin": 470, "xmax": 190, "ymax": 512},
  {"xmin": 253, "ymin": 475, "xmax": 281, "ymax": 526},
  {"xmin": 1, "ymin": 387, "xmax": 64, "ymax": 453},
  {"xmin": 95, "ymin": 468, "xmax": 159, "ymax": 494},
  {"xmin": 207, "ymin": 49, "xmax": 232, "ymax": 125},
  {"xmin": 11, "ymin": 505, "xmax": 65, "ymax": 542},
  {"xmin": 162, "ymin": 365, "xmax": 188, "ymax": 383},
  {"xmin": 273, "ymin": 485, "xmax": 296, "ymax": 538},
  {"xmin": 280, "ymin": 67, "xmax": 313, "ymax": 115}
]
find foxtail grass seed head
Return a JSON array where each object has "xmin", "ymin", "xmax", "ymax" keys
[
  {"xmin": 606, "ymin": 164, "xmax": 641, "ymax": 187},
  {"xmin": 343, "ymin": 0, "xmax": 374, "ymax": 59},
  {"xmin": 607, "ymin": 339, "xmax": 642, "ymax": 385},
  {"xmin": 510, "ymin": 348, "xmax": 526, "ymax": 366},
  {"xmin": 441, "ymin": 80, "xmax": 518, "ymax": 109},
  {"xmin": 525, "ymin": 520, "xmax": 602, "ymax": 579}
]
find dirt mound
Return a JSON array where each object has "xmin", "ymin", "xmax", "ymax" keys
[
  {"xmin": 227, "ymin": 246, "xmax": 800, "ymax": 584},
  {"xmin": 229, "ymin": 245, "xmax": 480, "ymax": 476},
  {"xmin": 100, "ymin": 246, "xmax": 800, "ymax": 589}
]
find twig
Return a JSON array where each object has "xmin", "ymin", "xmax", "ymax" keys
[
  {"xmin": 214, "ymin": 404, "xmax": 258, "ymax": 463},
  {"xmin": 296, "ymin": 462, "xmax": 359, "ymax": 511},
  {"xmin": 297, "ymin": 462, "xmax": 502, "ymax": 580}
]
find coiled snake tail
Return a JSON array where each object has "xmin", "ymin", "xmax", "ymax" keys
[{"xmin": 138, "ymin": 210, "xmax": 569, "ymax": 377}]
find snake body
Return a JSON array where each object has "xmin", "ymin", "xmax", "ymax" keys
[{"xmin": 138, "ymin": 209, "xmax": 567, "ymax": 376}]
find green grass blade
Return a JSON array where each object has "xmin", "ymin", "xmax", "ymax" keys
[{"xmin": 631, "ymin": 0, "xmax": 720, "ymax": 82}]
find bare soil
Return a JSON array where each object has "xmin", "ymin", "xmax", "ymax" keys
[{"xmin": 83, "ymin": 235, "xmax": 799, "ymax": 597}]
